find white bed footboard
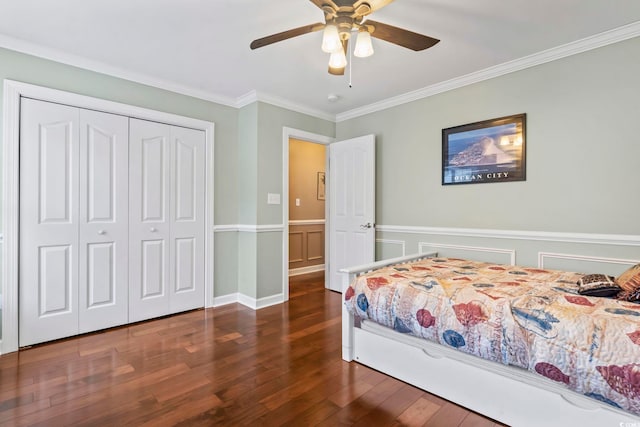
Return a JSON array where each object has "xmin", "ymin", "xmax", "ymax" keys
[{"xmin": 340, "ymin": 252, "xmax": 437, "ymax": 361}]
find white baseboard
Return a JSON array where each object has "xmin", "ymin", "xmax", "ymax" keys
[
  {"xmin": 289, "ymin": 264, "xmax": 325, "ymax": 277},
  {"xmin": 214, "ymin": 292, "xmax": 286, "ymax": 310},
  {"xmin": 237, "ymin": 293, "xmax": 285, "ymax": 310},
  {"xmin": 212, "ymin": 293, "xmax": 240, "ymax": 307}
]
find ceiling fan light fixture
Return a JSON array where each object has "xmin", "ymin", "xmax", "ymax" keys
[
  {"xmin": 321, "ymin": 23, "xmax": 341, "ymax": 53},
  {"xmin": 354, "ymin": 29, "xmax": 374, "ymax": 58},
  {"xmin": 328, "ymin": 49, "xmax": 347, "ymax": 69}
]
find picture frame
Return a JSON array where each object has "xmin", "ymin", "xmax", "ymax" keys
[
  {"xmin": 442, "ymin": 113, "xmax": 526, "ymax": 185},
  {"xmin": 317, "ymin": 171, "xmax": 325, "ymax": 200}
]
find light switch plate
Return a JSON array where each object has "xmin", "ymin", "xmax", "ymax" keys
[{"xmin": 267, "ymin": 193, "xmax": 281, "ymax": 205}]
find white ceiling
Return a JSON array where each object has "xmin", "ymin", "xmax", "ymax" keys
[{"xmin": 1, "ymin": 0, "xmax": 639, "ymax": 120}]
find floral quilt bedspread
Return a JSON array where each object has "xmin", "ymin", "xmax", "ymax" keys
[{"xmin": 344, "ymin": 257, "xmax": 640, "ymax": 415}]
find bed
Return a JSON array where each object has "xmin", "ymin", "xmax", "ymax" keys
[{"xmin": 341, "ymin": 252, "xmax": 640, "ymax": 426}]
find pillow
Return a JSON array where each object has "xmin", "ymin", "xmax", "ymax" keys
[
  {"xmin": 616, "ymin": 264, "xmax": 640, "ymax": 293},
  {"xmin": 577, "ymin": 273, "xmax": 620, "ymax": 297},
  {"xmin": 617, "ymin": 288, "xmax": 640, "ymax": 303}
]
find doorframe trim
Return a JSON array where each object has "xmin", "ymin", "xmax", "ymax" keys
[
  {"xmin": 1, "ymin": 79, "xmax": 215, "ymax": 354},
  {"xmin": 282, "ymin": 127, "xmax": 334, "ymax": 301}
]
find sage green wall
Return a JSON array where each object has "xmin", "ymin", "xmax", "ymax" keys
[
  {"xmin": 214, "ymin": 232, "xmax": 239, "ymax": 297},
  {"xmin": 256, "ymin": 232, "xmax": 284, "ymax": 299},
  {"xmin": 238, "ymin": 103, "xmax": 258, "ymax": 225},
  {"xmin": 337, "ymin": 37, "xmax": 640, "ymax": 236},
  {"xmin": 236, "ymin": 102, "xmax": 334, "ymax": 300},
  {"xmin": 255, "ymin": 103, "xmax": 333, "ymax": 298},
  {"xmin": 256, "ymin": 102, "xmax": 334, "ymax": 225},
  {"xmin": 237, "ymin": 232, "xmax": 257, "ymax": 298}
]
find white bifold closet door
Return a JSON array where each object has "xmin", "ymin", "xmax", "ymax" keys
[
  {"xmin": 19, "ymin": 99, "xmax": 129, "ymax": 346},
  {"xmin": 19, "ymin": 99, "xmax": 206, "ymax": 346},
  {"xmin": 128, "ymin": 119, "xmax": 205, "ymax": 323}
]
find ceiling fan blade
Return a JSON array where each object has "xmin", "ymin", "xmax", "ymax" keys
[
  {"xmin": 365, "ymin": 20, "xmax": 440, "ymax": 51},
  {"xmin": 250, "ymin": 23, "xmax": 325, "ymax": 50}
]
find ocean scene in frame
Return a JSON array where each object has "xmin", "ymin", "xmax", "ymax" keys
[{"xmin": 442, "ymin": 114, "xmax": 526, "ymax": 185}]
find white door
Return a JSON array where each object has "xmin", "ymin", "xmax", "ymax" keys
[
  {"xmin": 78, "ymin": 109, "xmax": 129, "ymax": 333},
  {"xmin": 129, "ymin": 120, "xmax": 206, "ymax": 321},
  {"xmin": 19, "ymin": 99, "xmax": 80, "ymax": 346},
  {"xmin": 19, "ymin": 100, "xmax": 130, "ymax": 345},
  {"xmin": 169, "ymin": 126, "xmax": 205, "ymax": 313},
  {"xmin": 328, "ymin": 134, "xmax": 376, "ymax": 292},
  {"xmin": 129, "ymin": 118, "xmax": 172, "ymax": 322},
  {"xmin": 17, "ymin": 96, "xmax": 208, "ymax": 347}
]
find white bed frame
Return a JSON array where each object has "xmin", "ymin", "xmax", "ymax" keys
[{"xmin": 341, "ymin": 252, "xmax": 640, "ymax": 427}]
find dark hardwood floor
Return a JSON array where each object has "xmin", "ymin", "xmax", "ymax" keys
[{"xmin": 0, "ymin": 273, "xmax": 507, "ymax": 426}]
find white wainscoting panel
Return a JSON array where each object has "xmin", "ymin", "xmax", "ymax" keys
[
  {"xmin": 419, "ymin": 242, "xmax": 516, "ymax": 265},
  {"xmin": 376, "ymin": 239, "xmax": 406, "ymax": 260},
  {"xmin": 538, "ymin": 252, "xmax": 639, "ymax": 276}
]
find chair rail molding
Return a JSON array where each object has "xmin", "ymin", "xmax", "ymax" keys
[
  {"xmin": 288, "ymin": 219, "xmax": 326, "ymax": 226},
  {"xmin": 213, "ymin": 224, "xmax": 285, "ymax": 233},
  {"xmin": 376, "ymin": 225, "xmax": 640, "ymax": 246}
]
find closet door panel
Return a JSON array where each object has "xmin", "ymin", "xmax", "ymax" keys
[
  {"xmin": 141, "ymin": 137, "xmax": 167, "ymax": 221},
  {"xmin": 141, "ymin": 240, "xmax": 166, "ymax": 297},
  {"xmin": 78, "ymin": 109, "xmax": 129, "ymax": 333},
  {"xmin": 129, "ymin": 118, "xmax": 171, "ymax": 322},
  {"xmin": 175, "ymin": 237, "xmax": 195, "ymax": 293},
  {"xmin": 19, "ymin": 99, "xmax": 80, "ymax": 346},
  {"xmin": 169, "ymin": 127, "xmax": 205, "ymax": 313}
]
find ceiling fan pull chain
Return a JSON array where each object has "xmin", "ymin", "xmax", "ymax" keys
[{"xmin": 349, "ymin": 35, "xmax": 353, "ymax": 88}]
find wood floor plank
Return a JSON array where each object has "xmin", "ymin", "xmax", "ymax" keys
[
  {"xmin": 425, "ymin": 401, "xmax": 471, "ymax": 426},
  {"xmin": 353, "ymin": 383, "xmax": 425, "ymax": 426},
  {"xmin": 0, "ymin": 274, "xmax": 505, "ymax": 426},
  {"xmin": 459, "ymin": 411, "xmax": 506, "ymax": 427},
  {"xmin": 395, "ymin": 396, "xmax": 442, "ymax": 426}
]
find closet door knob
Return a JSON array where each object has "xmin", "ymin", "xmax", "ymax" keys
[
  {"xmin": 98, "ymin": 230, "xmax": 106, "ymax": 235},
  {"xmin": 150, "ymin": 227, "xmax": 158, "ymax": 232}
]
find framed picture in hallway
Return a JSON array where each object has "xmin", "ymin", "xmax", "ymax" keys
[
  {"xmin": 442, "ymin": 113, "xmax": 526, "ymax": 185},
  {"xmin": 317, "ymin": 171, "xmax": 325, "ymax": 200}
]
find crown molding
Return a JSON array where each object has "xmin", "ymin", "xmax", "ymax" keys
[
  {"xmin": 335, "ymin": 21, "xmax": 640, "ymax": 122},
  {"xmin": 0, "ymin": 34, "xmax": 239, "ymax": 108},
  {"xmin": 236, "ymin": 90, "xmax": 336, "ymax": 122}
]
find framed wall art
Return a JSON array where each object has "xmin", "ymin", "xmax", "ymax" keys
[
  {"xmin": 317, "ymin": 171, "xmax": 325, "ymax": 200},
  {"xmin": 442, "ymin": 113, "xmax": 526, "ymax": 185}
]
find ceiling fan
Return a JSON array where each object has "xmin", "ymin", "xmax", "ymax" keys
[{"xmin": 250, "ymin": 0, "xmax": 440, "ymax": 75}]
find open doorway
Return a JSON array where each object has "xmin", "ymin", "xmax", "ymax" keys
[
  {"xmin": 282, "ymin": 128, "xmax": 333, "ymax": 301},
  {"xmin": 288, "ymin": 139, "xmax": 326, "ymax": 279}
]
